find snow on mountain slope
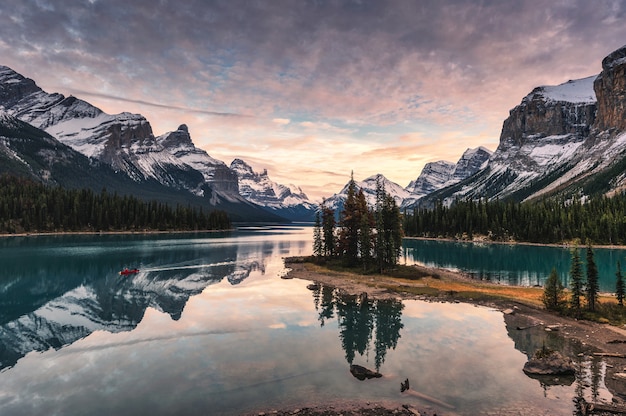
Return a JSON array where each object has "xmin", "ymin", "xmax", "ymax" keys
[
  {"xmin": 450, "ymin": 146, "xmax": 492, "ymax": 182},
  {"xmin": 403, "ymin": 161, "xmax": 455, "ymax": 207},
  {"xmin": 0, "ymin": 66, "xmax": 184, "ymax": 179},
  {"xmin": 45, "ymin": 111, "xmax": 147, "ymax": 159},
  {"xmin": 402, "ymin": 147, "xmax": 492, "ymax": 208},
  {"xmin": 474, "ymin": 76, "xmax": 599, "ymax": 201},
  {"xmin": 156, "ymin": 125, "xmax": 240, "ymax": 198},
  {"xmin": 324, "ymin": 173, "xmax": 410, "ymax": 214},
  {"xmin": 539, "ymin": 75, "xmax": 597, "ymax": 104},
  {"xmin": 0, "ymin": 66, "xmax": 251, "ymax": 203},
  {"xmin": 230, "ymin": 158, "xmax": 316, "ymax": 220}
]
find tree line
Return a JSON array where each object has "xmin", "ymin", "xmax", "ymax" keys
[
  {"xmin": 544, "ymin": 245, "xmax": 625, "ymax": 320},
  {"xmin": 404, "ymin": 193, "xmax": 626, "ymax": 244},
  {"xmin": 0, "ymin": 175, "xmax": 231, "ymax": 233},
  {"xmin": 313, "ymin": 175, "xmax": 404, "ymax": 272}
]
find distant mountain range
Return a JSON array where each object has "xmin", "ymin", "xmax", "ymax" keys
[
  {"xmin": 2, "ymin": 44, "xmax": 626, "ymax": 221},
  {"xmin": 0, "ymin": 66, "xmax": 303, "ymax": 221},
  {"xmin": 327, "ymin": 44, "xmax": 626, "ymax": 212},
  {"xmin": 230, "ymin": 158, "xmax": 316, "ymax": 221}
]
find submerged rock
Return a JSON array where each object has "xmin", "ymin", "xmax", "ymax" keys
[
  {"xmin": 349, "ymin": 364, "xmax": 382, "ymax": 380},
  {"xmin": 523, "ymin": 348, "xmax": 575, "ymax": 376}
]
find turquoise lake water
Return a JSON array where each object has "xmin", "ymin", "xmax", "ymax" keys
[
  {"xmin": 0, "ymin": 226, "xmax": 616, "ymax": 415},
  {"xmin": 403, "ymin": 238, "xmax": 626, "ymax": 292}
]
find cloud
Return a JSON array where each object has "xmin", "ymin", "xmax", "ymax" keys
[
  {"xmin": 1, "ymin": 0, "xmax": 626, "ymax": 200},
  {"xmin": 63, "ymin": 89, "xmax": 251, "ymax": 118}
]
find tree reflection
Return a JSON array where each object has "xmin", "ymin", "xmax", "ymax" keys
[
  {"xmin": 309, "ymin": 284, "xmax": 404, "ymax": 371},
  {"xmin": 503, "ymin": 312, "xmax": 612, "ymax": 411}
]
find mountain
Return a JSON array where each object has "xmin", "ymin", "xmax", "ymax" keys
[
  {"xmin": 0, "ymin": 262, "xmax": 266, "ymax": 370},
  {"xmin": 0, "ymin": 110, "xmax": 163, "ymax": 192},
  {"xmin": 156, "ymin": 124, "xmax": 240, "ymax": 200},
  {"xmin": 323, "ymin": 173, "xmax": 411, "ymax": 214},
  {"xmin": 323, "ymin": 148, "xmax": 492, "ymax": 213},
  {"xmin": 411, "ymin": 44, "xmax": 626, "ymax": 208},
  {"xmin": 450, "ymin": 146, "xmax": 493, "ymax": 182},
  {"xmin": 0, "ymin": 65, "xmax": 282, "ymax": 221},
  {"xmin": 402, "ymin": 147, "xmax": 492, "ymax": 207},
  {"xmin": 230, "ymin": 158, "xmax": 316, "ymax": 221}
]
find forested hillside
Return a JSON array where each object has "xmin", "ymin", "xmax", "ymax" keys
[
  {"xmin": 0, "ymin": 175, "xmax": 231, "ymax": 234},
  {"xmin": 404, "ymin": 194, "xmax": 626, "ymax": 245}
]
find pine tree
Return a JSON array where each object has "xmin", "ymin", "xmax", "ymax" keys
[
  {"xmin": 616, "ymin": 261, "xmax": 625, "ymax": 307},
  {"xmin": 542, "ymin": 268, "xmax": 566, "ymax": 311},
  {"xmin": 569, "ymin": 248, "xmax": 584, "ymax": 317},
  {"xmin": 338, "ymin": 174, "xmax": 360, "ymax": 264},
  {"xmin": 313, "ymin": 210, "xmax": 323, "ymax": 258},
  {"xmin": 374, "ymin": 177, "xmax": 386, "ymax": 272},
  {"xmin": 357, "ymin": 189, "xmax": 373, "ymax": 269},
  {"xmin": 320, "ymin": 200, "xmax": 336, "ymax": 257},
  {"xmin": 585, "ymin": 244, "xmax": 599, "ymax": 312},
  {"xmin": 373, "ymin": 177, "xmax": 403, "ymax": 272}
]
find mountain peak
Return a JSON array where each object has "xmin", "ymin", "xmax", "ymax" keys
[
  {"xmin": 601, "ymin": 44, "xmax": 626, "ymax": 70},
  {"xmin": 230, "ymin": 158, "xmax": 315, "ymax": 220},
  {"xmin": 326, "ymin": 173, "xmax": 410, "ymax": 214},
  {"xmin": 533, "ymin": 76, "xmax": 597, "ymax": 104},
  {"xmin": 230, "ymin": 158, "xmax": 255, "ymax": 177},
  {"xmin": 158, "ymin": 124, "xmax": 194, "ymax": 149}
]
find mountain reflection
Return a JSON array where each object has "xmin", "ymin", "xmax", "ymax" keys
[
  {"xmin": 309, "ymin": 284, "xmax": 404, "ymax": 371},
  {"xmin": 0, "ymin": 234, "xmax": 268, "ymax": 371}
]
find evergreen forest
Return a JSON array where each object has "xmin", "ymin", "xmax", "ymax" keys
[
  {"xmin": 403, "ymin": 194, "xmax": 626, "ymax": 245},
  {"xmin": 0, "ymin": 175, "xmax": 231, "ymax": 234},
  {"xmin": 313, "ymin": 176, "xmax": 404, "ymax": 272}
]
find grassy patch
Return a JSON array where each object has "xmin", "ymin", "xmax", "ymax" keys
[
  {"xmin": 580, "ymin": 302, "xmax": 626, "ymax": 325},
  {"xmin": 294, "ymin": 256, "xmax": 432, "ymax": 280},
  {"xmin": 379, "ymin": 284, "xmax": 441, "ymax": 297}
]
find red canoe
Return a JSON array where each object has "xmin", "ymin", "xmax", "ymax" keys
[{"xmin": 119, "ymin": 268, "xmax": 140, "ymax": 275}]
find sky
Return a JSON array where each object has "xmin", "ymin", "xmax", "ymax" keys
[{"xmin": 1, "ymin": 0, "xmax": 626, "ymax": 201}]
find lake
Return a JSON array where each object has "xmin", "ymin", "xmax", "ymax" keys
[
  {"xmin": 0, "ymin": 226, "xmax": 616, "ymax": 415},
  {"xmin": 404, "ymin": 238, "xmax": 626, "ymax": 292}
]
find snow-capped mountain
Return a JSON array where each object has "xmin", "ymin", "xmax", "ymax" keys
[
  {"xmin": 0, "ymin": 65, "xmax": 282, "ymax": 221},
  {"xmin": 412, "ymin": 45, "xmax": 626, "ymax": 207},
  {"xmin": 0, "ymin": 66, "xmax": 229, "ymax": 194},
  {"xmin": 402, "ymin": 147, "xmax": 492, "ymax": 207},
  {"xmin": 323, "ymin": 173, "xmax": 411, "ymax": 214},
  {"xmin": 230, "ymin": 158, "xmax": 316, "ymax": 221},
  {"xmin": 0, "ymin": 109, "xmax": 152, "ymax": 191},
  {"xmin": 406, "ymin": 161, "xmax": 455, "ymax": 199},
  {"xmin": 324, "ymin": 147, "xmax": 491, "ymax": 212},
  {"xmin": 156, "ymin": 124, "xmax": 240, "ymax": 200},
  {"xmin": 450, "ymin": 146, "xmax": 493, "ymax": 182},
  {"xmin": 0, "ymin": 258, "xmax": 273, "ymax": 370}
]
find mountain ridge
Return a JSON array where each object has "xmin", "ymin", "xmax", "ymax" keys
[
  {"xmin": 230, "ymin": 158, "xmax": 317, "ymax": 221},
  {"xmin": 406, "ymin": 44, "xmax": 626, "ymax": 208},
  {"xmin": 0, "ymin": 66, "xmax": 287, "ymax": 222},
  {"xmin": 4, "ymin": 44, "xmax": 626, "ymax": 220}
]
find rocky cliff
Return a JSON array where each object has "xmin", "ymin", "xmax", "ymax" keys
[
  {"xmin": 594, "ymin": 46, "xmax": 626, "ymax": 132},
  {"xmin": 500, "ymin": 76, "xmax": 597, "ymax": 149}
]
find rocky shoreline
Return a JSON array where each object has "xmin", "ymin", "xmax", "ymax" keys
[{"xmin": 267, "ymin": 258, "xmax": 626, "ymax": 416}]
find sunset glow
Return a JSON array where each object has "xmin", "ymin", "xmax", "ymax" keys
[{"xmin": 2, "ymin": 1, "xmax": 626, "ymax": 200}]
